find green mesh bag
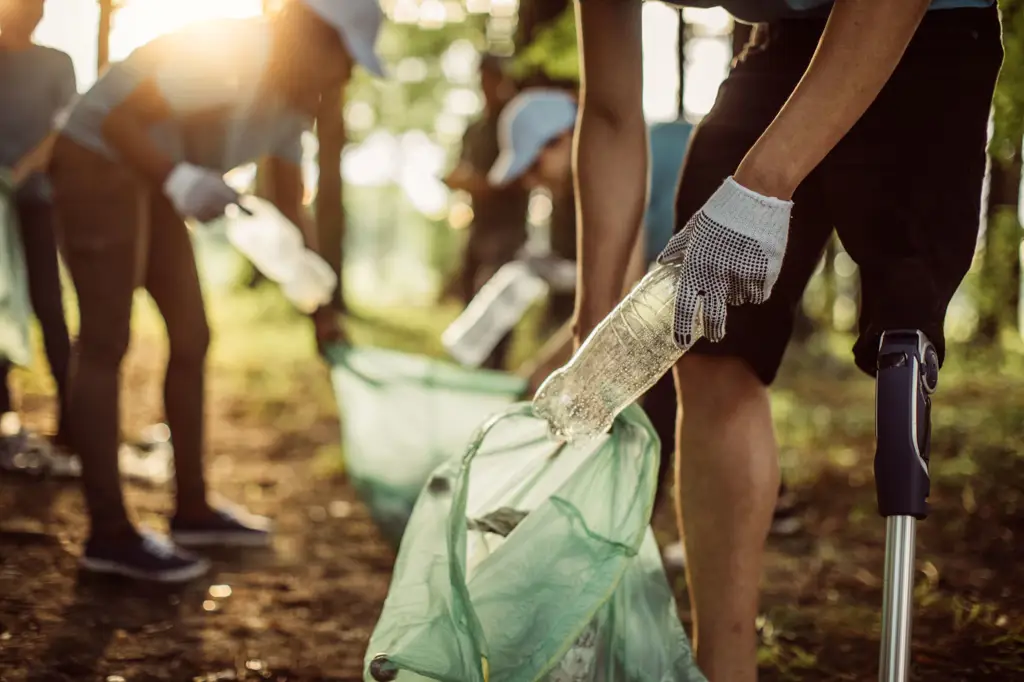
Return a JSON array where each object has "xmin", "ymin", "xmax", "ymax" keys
[
  {"xmin": 328, "ymin": 345, "xmax": 528, "ymax": 544},
  {"xmin": 0, "ymin": 174, "xmax": 34, "ymax": 367},
  {"xmin": 364, "ymin": 404, "xmax": 706, "ymax": 682}
]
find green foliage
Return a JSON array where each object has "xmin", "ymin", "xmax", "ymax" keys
[
  {"xmin": 991, "ymin": 0, "xmax": 1024, "ymax": 164},
  {"xmin": 509, "ymin": 5, "xmax": 579, "ymax": 83},
  {"xmin": 345, "ymin": 17, "xmax": 489, "ymax": 141}
]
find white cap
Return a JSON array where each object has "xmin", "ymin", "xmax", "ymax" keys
[{"xmin": 300, "ymin": 0, "xmax": 386, "ymax": 77}]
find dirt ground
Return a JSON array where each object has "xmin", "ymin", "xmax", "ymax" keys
[{"xmin": 1, "ymin": 313, "xmax": 1023, "ymax": 681}]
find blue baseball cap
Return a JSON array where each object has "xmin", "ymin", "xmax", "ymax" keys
[
  {"xmin": 488, "ymin": 89, "xmax": 578, "ymax": 186},
  {"xmin": 300, "ymin": 0, "xmax": 386, "ymax": 77}
]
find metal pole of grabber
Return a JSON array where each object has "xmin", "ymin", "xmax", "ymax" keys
[{"xmin": 873, "ymin": 330, "xmax": 938, "ymax": 682}]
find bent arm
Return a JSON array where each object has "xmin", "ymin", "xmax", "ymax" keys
[
  {"xmin": 734, "ymin": 0, "xmax": 931, "ymax": 199},
  {"xmin": 572, "ymin": 0, "xmax": 647, "ymax": 345},
  {"xmin": 444, "ymin": 161, "xmax": 494, "ymax": 195},
  {"xmin": 101, "ymin": 77, "xmax": 177, "ymax": 185}
]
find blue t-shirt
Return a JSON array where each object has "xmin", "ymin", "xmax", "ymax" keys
[
  {"xmin": 644, "ymin": 120, "xmax": 693, "ymax": 264},
  {"xmin": 669, "ymin": 0, "xmax": 993, "ymax": 23},
  {"xmin": 0, "ymin": 45, "xmax": 77, "ymax": 202},
  {"xmin": 59, "ymin": 18, "xmax": 307, "ymax": 173}
]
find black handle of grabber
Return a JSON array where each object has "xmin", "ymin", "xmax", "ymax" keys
[{"xmin": 874, "ymin": 330, "xmax": 937, "ymax": 520}]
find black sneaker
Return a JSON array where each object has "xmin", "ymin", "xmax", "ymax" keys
[
  {"xmin": 171, "ymin": 505, "xmax": 273, "ymax": 548},
  {"xmin": 46, "ymin": 444, "xmax": 82, "ymax": 479},
  {"xmin": 79, "ymin": 531, "xmax": 210, "ymax": 583}
]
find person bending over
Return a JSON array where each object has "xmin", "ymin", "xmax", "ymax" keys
[
  {"xmin": 570, "ymin": 0, "xmax": 1001, "ymax": 678},
  {"xmin": 49, "ymin": 0, "xmax": 384, "ymax": 583}
]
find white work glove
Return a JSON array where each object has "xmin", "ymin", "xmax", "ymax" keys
[
  {"xmin": 162, "ymin": 162, "xmax": 238, "ymax": 223},
  {"xmin": 657, "ymin": 176, "xmax": 792, "ymax": 348}
]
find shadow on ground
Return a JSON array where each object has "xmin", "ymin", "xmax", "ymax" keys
[{"xmin": 2, "ymin": 321, "xmax": 1022, "ymax": 680}]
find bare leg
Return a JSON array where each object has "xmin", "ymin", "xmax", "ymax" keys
[
  {"xmin": 674, "ymin": 354, "xmax": 779, "ymax": 682},
  {"xmin": 144, "ymin": 197, "xmax": 211, "ymax": 520}
]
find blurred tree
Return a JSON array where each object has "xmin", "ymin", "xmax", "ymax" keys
[
  {"xmin": 510, "ymin": 3, "xmax": 578, "ymax": 86},
  {"xmin": 317, "ymin": 84, "xmax": 346, "ymax": 311},
  {"xmin": 977, "ymin": 0, "xmax": 1023, "ymax": 342},
  {"xmin": 96, "ymin": 0, "xmax": 120, "ymax": 71},
  {"xmin": 339, "ymin": 17, "xmax": 491, "ymax": 298},
  {"xmin": 515, "ymin": 0, "xmax": 569, "ymax": 49}
]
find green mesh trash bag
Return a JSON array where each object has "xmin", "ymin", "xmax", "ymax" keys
[
  {"xmin": 328, "ymin": 344, "xmax": 527, "ymax": 544},
  {"xmin": 0, "ymin": 174, "xmax": 34, "ymax": 367},
  {"xmin": 364, "ymin": 403, "xmax": 706, "ymax": 682}
]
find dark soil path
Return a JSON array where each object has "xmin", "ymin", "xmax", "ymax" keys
[{"xmin": 2, "ymin": 329, "xmax": 1021, "ymax": 681}]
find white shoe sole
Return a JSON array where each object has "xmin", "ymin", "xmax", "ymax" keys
[
  {"xmin": 78, "ymin": 556, "xmax": 210, "ymax": 583},
  {"xmin": 171, "ymin": 531, "xmax": 272, "ymax": 548}
]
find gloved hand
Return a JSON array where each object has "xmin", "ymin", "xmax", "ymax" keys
[
  {"xmin": 657, "ymin": 176, "xmax": 792, "ymax": 348},
  {"xmin": 162, "ymin": 162, "xmax": 238, "ymax": 222}
]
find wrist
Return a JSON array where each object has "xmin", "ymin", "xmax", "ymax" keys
[{"xmin": 733, "ymin": 149, "xmax": 801, "ymax": 201}]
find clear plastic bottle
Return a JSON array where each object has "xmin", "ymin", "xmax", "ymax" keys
[
  {"xmin": 532, "ymin": 263, "xmax": 692, "ymax": 442},
  {"xmin": 223, "ymin": 196, "xmax": 337, "ymax": 313},
  {"xmin": 443, "ymin": 261, "xmax": 549, "ymax": 368}
]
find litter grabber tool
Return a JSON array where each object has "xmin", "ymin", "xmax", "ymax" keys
[{"xmin": 873, "ymin": 330, "xmax": 939, "ymax": 682}]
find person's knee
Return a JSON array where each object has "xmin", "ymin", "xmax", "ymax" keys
[
  {"xmin": 675, "ymin": 353, "xmax": 769, "ymax": 421},
  {"xmin": 168, "ymin": 317, "xmax": 211, "ymax": 366},
  {"xmin": 78, "ymin": 326, "xmax": 130, "ymax": 368}
]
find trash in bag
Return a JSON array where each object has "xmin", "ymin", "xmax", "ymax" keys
[
  {"xmin": 0, "ymin": 173, "xmax": 34, "ymax": 367},
  {"xmin": 327, "ymin": 344, "xmax": 527, "ymax": 545},
  {"xmin": 364, "ymin": 403, "xmax": 706, "ymax": 682}
]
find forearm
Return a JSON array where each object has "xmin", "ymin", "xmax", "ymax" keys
[
  {"xmin": 573, "ymin": 110, "xmax": 648, "ymax": 328},
  {"xmin": 734, "ymin": 0, "xmax": 930, "ymax": 199},
  {"xmin": 102, "ymin": 114, "xmax": 175, "ymax": 186},
  {"xmin": 445, "ymin": 164, "xmax": 492, "ymax": 195}
]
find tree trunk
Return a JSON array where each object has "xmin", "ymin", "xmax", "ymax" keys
[
  {"xmin": 316, "ymin": 85, "xmax": 346, "ymax": 313},
  {"xmin": 97, "ymin": 0, "xmax": 114, "ymax": 72},
  {"xmin": 976, "ymin": 142, "xmax": 1023, "ymax": 342},
  {"xmin": 513, "ymin": 0, "xmax": 573, "ymax": 89},
  {"xmin": 515, "ymin": 0, "xmax": 570, "ymax": 52}
]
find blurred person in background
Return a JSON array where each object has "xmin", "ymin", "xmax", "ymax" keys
[
  {"xmin": 0, "ymin": 0, "xmax": 76, "ymax": 476},
  {"xmin": 443, "ymin": 54, "xmax": 530, "ymax": 370},
  {"xmin": 572, "ymin": 0, "xmax": 1001, "ymax": 679},
  {"xmin": 47, "ymin": 0, "xmax": 384, "ymax": 583},
  {"xmin": 490, "ymin": 89, "xmax": 802, "ymax": 569}
]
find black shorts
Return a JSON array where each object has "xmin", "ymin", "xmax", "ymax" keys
[{"xmin": 674, "ymin": 6, "xmax": 1003, "ymax": 384}]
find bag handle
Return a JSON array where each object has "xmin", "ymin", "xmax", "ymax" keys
[{"xmin": 326, "ymin": 343, "xmax": 528, "ymax": 396}]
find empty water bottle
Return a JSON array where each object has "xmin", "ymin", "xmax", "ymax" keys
[
  {"xmin": 223, "ymin": 195, "xmax": 337, "ymax": 313},
  {"xmin": 533, "ymin": 262, "xmax": 694, "ymax": 442},
  {"xmin": 443, "ymin": 261, "xmax": 549, "ymax": 368}
]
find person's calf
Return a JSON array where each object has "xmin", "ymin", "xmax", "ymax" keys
[{"xmin": 675, "ymin": 353, "xmax": 779, "ymax": 682}]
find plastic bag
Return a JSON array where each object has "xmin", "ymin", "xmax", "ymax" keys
[
  {"xmin": 364, "ymin": 403, "xmax": 706, "ymax": 682},
  {"xmin": 328, "ymin": 344, "xmax": 527, "ymax": 545},
  {"xmin": 0, "ymin": 175, "xmax": 34, "ymax": 367}
]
